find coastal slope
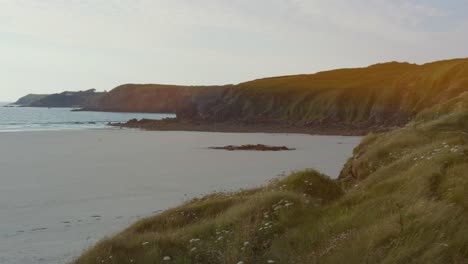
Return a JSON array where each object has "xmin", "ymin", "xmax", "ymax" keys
[
  {"xmin": 13, "ymin": 89, "xmax": 105, "ymax": 108},
  {"xmin": 189, "ymin": 59, "xmax": 468, "ymax": 125},
  {"xmin": 12, "ymin": 94, "xmax": 48, "ymax": 106},
  {"xmin": 13, "ymin": 58, "xmax": 468, "ymax": 133},
  {"xmin": 110, "ymin": 58, "xmax": 468, "ymax": 133}
]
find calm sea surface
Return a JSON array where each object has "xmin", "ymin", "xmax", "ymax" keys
[
  {"xmin": 0, "ymin": 102, "xmax": 362, "ymax": 264},
  {"xmin": 0, "ymin": 103, "xmax": 173, "ymax": 131}
]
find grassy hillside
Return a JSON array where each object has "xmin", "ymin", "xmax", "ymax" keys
[
  {"xmin": 200, "ymin": 59, "xmax": 468, "ymax": 126},
  {"xmin": 30, "ymin": 89, "xmax": 105, "ymax": 108},
  {"xmin": 13, "ymin": 94, "xmax": 48, "ymax": 106},
  {"xmin": 13, "ymin": 89, "xmax": 105, "ymax": 108},
  {"xmin": 73, "ymin": 110, "xmax": 468, "ymax": 263},
  {"xmin": 88, "ymin": 59, "xmax": 468, "ymax": 130}
]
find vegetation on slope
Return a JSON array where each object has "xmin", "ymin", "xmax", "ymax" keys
[
  {"xmin": 73, "ymin": 111, "xmax": 468, "ymax": 263},
  {"xmin": 14, "ymin": 89, "xmax": 105, "ymax": 108},
  {"xmin": 13, "ymin": 58, "xmax": 468, "ymax": 129},
  {"xmin": 199, "ymin": 59, "xmax": 468, "ymax": 126},
  {"xmin": 76, "ymin": 58, "xmax": 468, "ymax": 131},
  {"xmin": 13, "ymin": 94, "xmax": 48, "ymax": 106}
]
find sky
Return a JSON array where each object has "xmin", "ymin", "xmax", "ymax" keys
[{"xmin": 0, "ymin": 0, "xmax": 467, "ymax": 101}]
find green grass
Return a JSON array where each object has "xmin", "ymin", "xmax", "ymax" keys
[
  {"xmin": 94, "ymin": 58, "xmax": 468, "ymax": 126},
  {"xmin": 73, "ymin": 112, "xmax": 468, "ymax": 263},
  {"xmin": 207, "ymin": 58, "xmax": 468, "ymax": 125}
]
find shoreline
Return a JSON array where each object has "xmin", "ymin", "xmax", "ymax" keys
[
  {"xmin": 110, "ymin": 118, "xmax": 398, "ymax": 136},
  {"xmin": 0, "ymin": 129, "xmax": 361, "ymax": 264}
]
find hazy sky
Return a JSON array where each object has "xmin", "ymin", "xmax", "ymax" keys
[{"xmin": 1, "ymin": 0, "xmax": 467, "ymax": 101}]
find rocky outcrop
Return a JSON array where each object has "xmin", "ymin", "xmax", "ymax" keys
[{"xmin": 209, "ymin": 144, "xmax": 295, "ymax": 151}]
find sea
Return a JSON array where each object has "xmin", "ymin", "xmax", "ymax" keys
[
  {"xmin": 0, "ymin": 102, "xmax": 174, "ymax": 132},
  {"xmin": 0, "ymin": 101, "xmax": 362, "ymax": 264}
]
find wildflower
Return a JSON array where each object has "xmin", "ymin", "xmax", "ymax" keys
[{"xmin": 189, "ymin": 238, "xmax": 201, "ymax": 243}]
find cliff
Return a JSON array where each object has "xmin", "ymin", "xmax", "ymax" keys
[
  {"xmin": 95, "ymin": 59, "xmax": 468, "ymax": 131},
  {"xmin": 13, "ymin": 89, "xmax": 105, "ymax": 108},
  {"xmin": 15, "ymin": 59, "xmax": 468, "ymax": 129},
  {"xmin": 29, "ymin": 89, "xmax": 105, "ymax": 108},
  {"xmin": 13, "ymin": 94, "xmax": 48, "ymax": 106},
  {"xmin": 83, "ymin": 84, "xmax": 230, "ymax": 113},
  {"xmin": 194, "ymin": 59, "xmax": 468, "ymax": 126}
]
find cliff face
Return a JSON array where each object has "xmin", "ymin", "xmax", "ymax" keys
[
  {"xmin": 194, "ymin": 59, "xmax": 468, "ymax": 127},
  {"xmin": 85, "ymin": 84, "xmax": 230, "ymax": 114},
  {"xmin": 90, "ymin": 58, "xmax": 468, "ymax": 129},
  {"xmin": 14, "ymin": 58, "xmax": 468, "ymax": 128}
]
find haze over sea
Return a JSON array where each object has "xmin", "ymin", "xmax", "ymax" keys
[{"xmin": 0, "ymin": 103, "xmax": 173, "ymax": 132}]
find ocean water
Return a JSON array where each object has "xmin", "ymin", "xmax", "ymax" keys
[
  {"xmin": 0, "ymin": 103, "xmax": 174, "ymax": 131},
  {"xmin": 0, "ymin": 130, "xmax": 361, "ymax": 263}
]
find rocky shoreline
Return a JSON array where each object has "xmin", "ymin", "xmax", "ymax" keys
[
  {"xmin": 209, "ymin": 144, "xmax": 295, "ymax": 151},
  {"xmin": 110, "ymin": 118, "xmax": 396, "ymax": 136}
]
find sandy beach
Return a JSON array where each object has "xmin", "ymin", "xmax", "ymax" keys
[{"xmin": 0, "ymin": 129, "xmax": 361, "ymax": 264}]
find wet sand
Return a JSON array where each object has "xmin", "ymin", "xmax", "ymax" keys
[{"xmin": 0, "ymin": 129, "xmax": 361, "ymax": 263}]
